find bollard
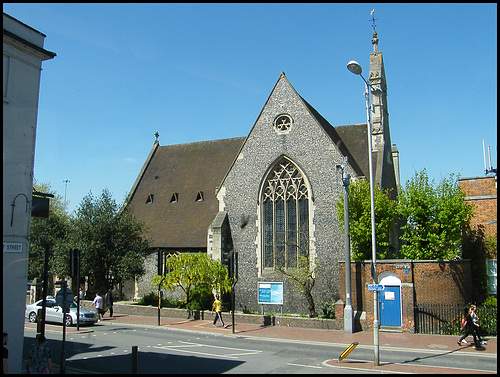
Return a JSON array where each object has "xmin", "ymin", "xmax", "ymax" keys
[
  {"xmin": 131, "ymin": 346, "xmax": 138, "ymax": 374},
  {"xmin": 338, "ymin": 342, "xmax": 359, "ymax": 363}
]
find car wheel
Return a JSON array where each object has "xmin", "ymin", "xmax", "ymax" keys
[
  {"xmin": 28, "ymin": 312, "xmax": 38, "ymax": 323},
  {"xmin": 64, "ymin": 315, "xmax": 73, "ymax": 327}
]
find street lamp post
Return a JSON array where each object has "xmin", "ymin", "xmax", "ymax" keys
[
  {"xmin": 347, "ymin": 60, "xmax": 381, "ymax": 366},
  {"xmin": 340, "ymin": 158, "xmax": 353, "ymax": 333}
]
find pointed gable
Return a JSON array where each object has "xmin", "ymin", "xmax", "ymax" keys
[{"xmin": 217, "ymin": 72, "xmax": 367, "ymax": 194}]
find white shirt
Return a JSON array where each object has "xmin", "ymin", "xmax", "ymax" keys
[{"xmin": 92, "ymin": 295, "xmax": 103, "ymax": 309}]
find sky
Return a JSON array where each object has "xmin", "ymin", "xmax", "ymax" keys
[{"xmin": 4, "ymin": 3, "xmax": 497, "ymax": 215}]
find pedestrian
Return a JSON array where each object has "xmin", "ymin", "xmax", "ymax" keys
[
  {"xmin": 91, "ymin": 292, "xmax": 105, "ymax": 321},
  {"xmin": 3, "ymin": 332, "xmax": 8, "ymax": 374},
  {"xmin": 104, "ymin": 289, "xmax": 114, "ymax": 318},
  {"xmin": 457, "ymin": 306, "xmax": 480, "ymax": 348},
  {"xmin": 457, "ymin": 308, "xmax": 471, "ymax": 345},
  {"xmin": 26, "ymin": 334, "xmax": 53, "ymax": 374},
  {"xmin": 470, "ymin": 304, "xmax": 487, "ymax": 345},
  {"xmin": 79, "ymin": 287, "xmax": 84, "ymax": 300},
  {"xmin": 211, "ymin": 294, "xmax": 228, "ymax": 328}
]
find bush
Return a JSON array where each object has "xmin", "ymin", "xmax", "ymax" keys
[
  {"xmin": 185, "ymin": 284, "xmax": 213, "ymax": 311},
  {"xmin": 320, "ymin": 300, "xmax": 336, "ymax": 319},
  {"xmin": 483, "ymin": 295, "xmax": 497, "ymax": 307},
  {"xmin": 477, "ymin": 297, "xmax": 497, "ymax": 336},
  {"xmin": 137, "ymin": 292, "xmax": 177, "ymax": 308}
]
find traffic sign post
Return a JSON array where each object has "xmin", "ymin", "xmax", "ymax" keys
[{"xmin": 55, "ymin": 281, "xmax": 71, "ymax": 374}]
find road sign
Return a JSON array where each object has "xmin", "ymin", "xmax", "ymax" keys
[
  {"xmin": 55, "ymin": 285, "xmax": 74, "ymax": 312},
  {"xmin": 368, "ymin": 284, "xmax": 384, "ymax": 291}
]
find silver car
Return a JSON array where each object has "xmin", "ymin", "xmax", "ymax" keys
[{"xmin": 25, "ymin": 298, "xmax": 98, "ymax": 326}]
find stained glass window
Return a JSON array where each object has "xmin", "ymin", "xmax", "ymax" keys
[{"xmin": 262, "ymin": 158, "xmax": 309, "ymax": 269}]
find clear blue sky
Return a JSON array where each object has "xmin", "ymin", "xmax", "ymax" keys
[{"xmin": 4, "ymin": 3, "xmax": 497, "ymax": 215}]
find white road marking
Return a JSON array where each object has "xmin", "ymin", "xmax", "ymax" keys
[
  {"xmin": 287, "ymin": 363, "xmax": 322, "ymax": 369},
  {"xmin": 153, "ymin": 340, "xmax": 262, "ymax": 360}
]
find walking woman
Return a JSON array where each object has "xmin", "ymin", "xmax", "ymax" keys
[
  {"xmin": 458, "ymin": 306, "xmax": 481, "ymax": 347},
  {"xmin": 211, "ymin": 294, "xmax": 229, "ymax": 328}
]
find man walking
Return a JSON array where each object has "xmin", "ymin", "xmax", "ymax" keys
[
  {"xmin": 91, "ymin": 292, "xmax": 105, "ymax": 321},
  {"xmin": 105, "ymin": 289, "xmax": 114, "ymax": 318}
]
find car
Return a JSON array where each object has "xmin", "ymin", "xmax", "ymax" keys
[{"xmin": 25, "ymin": 298, "xmax": 98, "ymax": 326}]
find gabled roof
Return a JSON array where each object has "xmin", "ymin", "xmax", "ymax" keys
[
  {"xmin": 127, "ymin": 137, "xmax": 245, "ymax": 249},
  {"xmin": 300, "ymin": 96, "xmax": 368, "ymax": 178},
  {"xmin": 128, "ymin": 73, "xmax": 379, "ymax": 250}
]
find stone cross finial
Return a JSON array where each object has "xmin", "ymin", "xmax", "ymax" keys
[
  {"xmin": 370, "ymin": 10, "xmax": 379, "ymax": 54},
  {"xmin": 154, "ymin": 131, "xmax": 159, "ymax": 142}
]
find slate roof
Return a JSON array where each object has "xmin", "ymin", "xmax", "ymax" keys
[{"xmin": 127, "ymin": 137, "xmax": 245, "ymax": 249}]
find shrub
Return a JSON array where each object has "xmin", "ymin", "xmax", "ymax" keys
[
  {"xmin": 137, "ymin": 291, "xmax": 177, "ymax": 308},
  {"xmin": 242, "ymin": 306, "xmax": 255, "ymax": 314},
  {"xmin": 320, "ymin": 300, "xmax": 336, "ymax": 319},
  {"xmin": 477, "ymin": 297, "xmax": 497, "ymax": 336},
  {"xmin": 185, "ymin": 284, "xmax": 213, "ymax": 311}
]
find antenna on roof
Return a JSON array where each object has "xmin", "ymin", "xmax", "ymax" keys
[{"xmin": 483, "ymin": 139, "xmax": 497, "ymax": 175}]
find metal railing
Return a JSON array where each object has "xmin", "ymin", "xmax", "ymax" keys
[
  {"xmin": 414, "ymin": 304, "xmax": 463, "ymax": 335},
  {"xmin": 414, "ymin": 304, "xmax": 497, "ymax": 335}
]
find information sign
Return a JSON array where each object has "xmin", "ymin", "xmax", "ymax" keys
[{"xmin": 258, "ymin": 282, "xmax": 283, "ymax": 305}]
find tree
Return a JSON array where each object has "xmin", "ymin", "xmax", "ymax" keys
[
  {"xmin": 29, "ymin": 181, "xmax": 71, "ymax": 280},
  {"xmin": 70, "ymin": 189, "xmax": 151, "ymax": 294},
  {"xmin": 336, "ymin": 179, "xmax": 397, "ymax": 261},
  {"xmin": 276, "ymin": 252, "xmax": 318, "ymax": 318},
  {"xmin": 152, "ymin": 252, "xmax": 232, "ymax": 309},
  {"xmin": 397, "ymin": 169, "xmax": 474, "ymax": 260}
]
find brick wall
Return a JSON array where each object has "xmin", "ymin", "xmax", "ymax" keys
[
  {"xmin": 459, "ymin": 176, "xmax": 497, "ymax": 241},
  {"xmin": 338, "ymin": 260, "xmax": 472, "ymax": 332}
]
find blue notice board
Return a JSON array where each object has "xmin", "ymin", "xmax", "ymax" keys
[{"xmin": 258, "ymin": 282, "xmax": 283, "ymax": 305}]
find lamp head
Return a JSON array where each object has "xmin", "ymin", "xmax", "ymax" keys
[{"xmin": 347, "ymin": 60, "xmax": 362, "ymax": 75}]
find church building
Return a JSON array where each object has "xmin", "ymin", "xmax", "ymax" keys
[{"xmin": 126, "ymin": 31, "xmax": 400, "ymax": 315}]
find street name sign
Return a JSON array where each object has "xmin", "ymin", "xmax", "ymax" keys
[{"xmin": 367, "ymin": 284, "xmax": 384, "ymax": 291}]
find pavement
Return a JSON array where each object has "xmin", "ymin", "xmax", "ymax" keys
[{"xmin": 31, "ymin": 311, "xmax": 496, "ymax": 374}]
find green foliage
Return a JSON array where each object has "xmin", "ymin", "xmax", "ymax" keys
[
  {"xmin": 484, "ymin": 236, "xmax": 497, "ymax": 259},
  {"xmin": 185, "ymin": 284, "xmax": 213, "ymax": 311},
  {"xmin": 29, "ymin": 181, "xmax": 71, "ymax": 280},
  {"xmin": 70, "ymin": 189, "xmax": 151, "ymax": 292},
  {"xmin": 483, "ymin": 296, "xmax": 497, "ymax": 307},
  {"xmin": 242, "ymin": 306, "xmax": 255, "ymax": 314},
  {"xmin": 336, "ymin": 179, "xmax": 397, "ymax": 261},
  {"xmin": 137, "ymin": 291, "xmax": 178, "ymax": 307},
  {"xmin": 476, "ymin": 305, "xmax": 497, "ymax": 336},
  {"xmin": 151, "ymin": 252, "xmax": 232, "ymax": 308},
  {"xmin": 320, "ymin": 299, "xmax": 336, "ymax": 319},
  {"xmin": 397, "ymin": 169, "xmax": 474, "ymax": 260}
]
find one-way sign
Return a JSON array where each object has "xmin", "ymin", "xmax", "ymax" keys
[{"xmin": 367, "ymin": 284, "xmax": 384, "ymax": 291}]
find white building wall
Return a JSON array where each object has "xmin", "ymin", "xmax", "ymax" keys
[{"xmin": 3, "ymin": 13, "xmax": 55, "ymax": 374}]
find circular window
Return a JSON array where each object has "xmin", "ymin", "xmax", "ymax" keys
[{"xmin": 274, "ymin": 114, "xmax": 292, "ymax": 133}]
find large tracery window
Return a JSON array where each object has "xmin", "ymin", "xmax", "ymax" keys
[{"xmin": 262, "ymin": 158, "xmax": 309, "ymax": 269}]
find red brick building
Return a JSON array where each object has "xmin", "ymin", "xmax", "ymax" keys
[
  {"xmin": 458, "ymin": 175, "xmax": 497, "ymax": 248},
  {"xmin": 337, "ymin": 260, "xmax": 472, "ymax": 332}
]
